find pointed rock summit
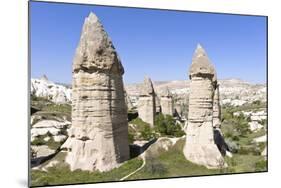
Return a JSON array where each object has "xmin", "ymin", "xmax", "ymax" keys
[
  {"xmin": 62, "ymin": 12, "xmax": 129, "ymax": 172},
  {"xmin": 138, "ymin": 77, "xmax": 156, "ymax": 127},
  {"xmin": 73, "ymin": 12, "xmax": 124, "ymax": 74},
  {"xmin": 40, "ymin": 74, "xmax": 49, "ymax": 82},
  {"xmin": 183, "ymin": 44, "xmax": 226, "ymax": 169},
  {"xmin": 140, "ymin": 76, "xmax": 155, "ymax": 96},
  {"xmin": 190, "ymin": 44, "xmax": 215, "ymax": 79}
]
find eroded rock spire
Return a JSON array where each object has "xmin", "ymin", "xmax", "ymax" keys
[
  {"xmin": 183, "ymin": 44, "xmax": 226, "ymax": 169},
  {"xmin": 138, "ymin": 76, "xmax": 156, "ymax": 127},
  {"xmin": 62, "ymin": 12, "xmax": 129, "ymax": 172},
  {"xmin": 160, "ymin": 87, "xmax": 174, "ymax": 116}
]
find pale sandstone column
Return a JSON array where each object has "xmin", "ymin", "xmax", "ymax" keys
[
  {"xmin": 160, "ymin": 87, "xmax": 174, "ymax": 116},
  {"xmin": 183, "ymin": 44, "xmax": 226, "ymax": 169},
  {"xmin": 213, "ymin": 83, "xmax": 221, "ymax": 128},
  {"xmin": 137, "ymin": 77, "xmax": 156, "ymax": 127},
  {"xmin": 62, "ymin": 12, "xmax": 129, "ymax": 172}
]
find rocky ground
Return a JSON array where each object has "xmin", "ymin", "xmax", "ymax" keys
[{"xmin": 30, "ymin": 77, "xmax": 267, "ymax": 187}]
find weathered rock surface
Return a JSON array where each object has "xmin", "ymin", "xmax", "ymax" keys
[
  {"xmin": 213, "ymin": 84, "xmax": 221, "ymax": 128},
  {"xmin": 160, "ymin": 87, "xmax": 173, "ymax": 116},
  {"xmin": 124, "ymin": 89, "xmax": 133, "ymax": 111},
  {"xmin": 31, "ymin": 120, "xmax": 70, "ymax": 141},
  {"xmin": 183, "ymin": 44, "xmax": 226, "ymax": 169},
  {"xmin": 155, "ymin": 94, "xmax": 161, "ymax": 113},
  {"xmin": 31, "ymin": 76, "xmax": 71, "ymax": 104},
  {"xmin": 137, "ymin": 77, "xmax": 156, "ymax": 127},
  {"xmin": 61, "ymin": 12, "xmax": 129, "ymax": 172}
]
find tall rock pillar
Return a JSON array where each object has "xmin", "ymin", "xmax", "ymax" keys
[
  {"xmin": 183, "ymin": 44, "xmax": 226, "ymax": 169},
  {"xmin": 160, "ymin": 87, "xmax": 174, "ymax": 116},
  {"xmin": 62, "ymin": 12, "xmax": 129, "ymax": 172},
  {"xmin": 137, "ymin": 77, "xmax": 156, "ymax": 127}
]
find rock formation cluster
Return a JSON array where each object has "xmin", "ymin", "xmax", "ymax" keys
[
  {"xmin": 137, "ymin": 77, "xmax": 156, "ymax": 127},
  {"xmin": 183, "ymin": 44, "xmax": 226, "ymax": 169},
  {"xmin": 62, "ymin": 12, "xmax": 129, "ymax": 172}
]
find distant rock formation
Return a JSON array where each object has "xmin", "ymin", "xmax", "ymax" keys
[
  {"xmin": 124, "ymin": 89, "xmax": 133, "ymax": 111},
  {"xmin": 31, "ymin": 77, "xmax": 71, "ymax": 104},
  {"xmin": 62, "ymin": 12, "xmax": 129, "ymax": 172},
  {"xmin": 138, "ymin": 77, "xmax": 156, "ymax": 127},
  {"xmin": 160, "ymin": 87, "xmax": 173, "ymax": 116},
  {"xmin": 183, "ymin": 44, "xmax": 226, "ymax": 169},
  {"xmin": 155, "ymin": 94, "xmax": 161, "ymax": 113}
]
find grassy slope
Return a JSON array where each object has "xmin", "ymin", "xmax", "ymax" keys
[
  {"xmin": 31, "ymin": 156, "xmax": 143, "ymax": 187},
  {"xmin": 128, "ymin": 139, "xmax": 266, "ymax": 180}
]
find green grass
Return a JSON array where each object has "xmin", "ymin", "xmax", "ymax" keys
[
  {"xmin": 31, "ymin": 157, "xmax": 143, "ymax": 187},
  {"xmin": 31, "ymin": 134, "xmax": 65, "ymax": 151},
  {"xmin": 42, "ymin": 103, "xmax": 71, "ymax": 115},
  {"xmin": 128, "ymin": 138, "xmax": 267, "ymax": 180},
  {"xmin": 222, "ymin": 100, "xmax": 266, "ymax": 114}
]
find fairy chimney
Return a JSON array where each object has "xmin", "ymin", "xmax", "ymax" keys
[
  {"xmin": 62, "ymin": 12, "xmax": 130, "ymax": 172},
  {"xmin": 183, "ymin": 44, "xmax": 226, "ymax": 169},
  {"xmin": 137, "ymin": 77, "xmax": 156, "ymax": 127},
  {"xmin": 160, "ymin": 87, "xmax": 173, "ymax": 116}
]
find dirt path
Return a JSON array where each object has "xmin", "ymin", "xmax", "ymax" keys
[{"xmin": 120, "ymin": 153, "xmax": 146, "ymax": 181}]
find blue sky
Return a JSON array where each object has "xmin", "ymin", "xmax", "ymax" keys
[{"xmin": 30, "ymin": 1, "xmax": 267, "ymax": 84}]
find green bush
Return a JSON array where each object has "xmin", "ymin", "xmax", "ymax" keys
[
  {"xmin": 155, "ymin": 114, "xmax": 185, "ymax": 137},
  {"xmin": 129, "ymin": 118, "xmax": 155, "ymax": 141},
  {"xmin": 255, "ymin": 160, "xmax": 267, "ymax": 171},
  {"xmin": 144, "ymin": 156, "xmax": 167, "ymax": 175}
]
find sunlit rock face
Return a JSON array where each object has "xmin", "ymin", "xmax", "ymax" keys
[
  {"xmin": 213, "ymin": 83, "xmax": 221, "ymax": 129},
  {"xmin": 137, "ymin": 77, "xmax": 156, "ymax": 127},
  {"xmin": 183, "ymin": 44, "xmax": 226, "ymax": 169},
  {"xmin": 62, "ymin": 12, "xmax": 129, "ymax": 172},
  {"xmin": 160, "ymin": 87, "xmax": 174, "ymax": 116}
]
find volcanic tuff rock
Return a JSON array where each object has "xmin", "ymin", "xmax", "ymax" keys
[
  {"xmin": 31, "ymin": 76, "xmax": 71, "ymax": 104},
  {"xmin": 213, "ymin": 84, "xmax": 221, "ymax": 128},
  {"xmin": 160, "ymin": 87, "xmax": 173, "ymax": 116},
  {"xmin": 137, "ymin": 77, "xmax": 156, "ymax": 127},
  {"xmin": 183, "ymin": 44, "xmax": 226, "ymax": 169},
  {"xmin": 61, "ymin": 12, "xmax": 129, "ymax": 172}
]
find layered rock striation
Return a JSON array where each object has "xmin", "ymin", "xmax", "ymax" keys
[
  {"xmin": 183, "ymin": 44, "xmax": 226, "ymax": 169},
  {"xmin": 213, "ymin": 83, "xmax": 221, "ymax": 129},
  {"xmin": 62, "ymin": 12, "xmax": 129, "ymax": 172}
]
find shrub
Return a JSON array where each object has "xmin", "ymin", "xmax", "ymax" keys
[
  {"xmin": 129, "ymin": 118, "xmax": 155, "ymax": 141},
  {"xmin": 144, "ymin": 156, "xmax": 167, "ymax": 175},
  {"xmin": 155, "ymin": 114, "xmax": 185, "ymax": 137},
  {"xmin": 255, "ymin": 160, "xmax": 267, "ymax": 171}
]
